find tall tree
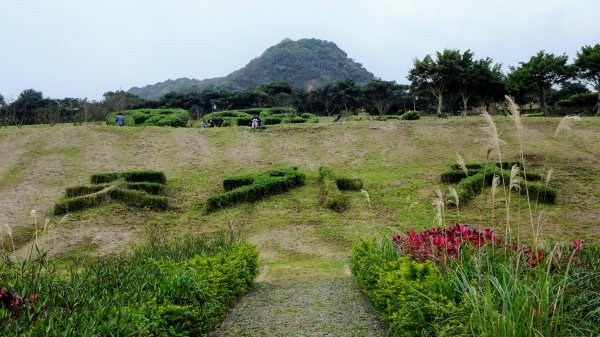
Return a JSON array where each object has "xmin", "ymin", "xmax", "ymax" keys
[
  {"xmin": 514, "ymin": 51, "xmax": 571, "ymax": 114},
  {"xmin": 363, "ymin": 80, "xmax": 399, "ymax": 116},
  {"xmin": 408, "ymin": 49, "xmax": 463, "ymax": 115},
  {"xmin": 103, "ymin": 90, "xmax": 141, "ymax": 112},
  {"xmin": 574, "ymin": 44, "xmax": 600, "ymax": 114}
]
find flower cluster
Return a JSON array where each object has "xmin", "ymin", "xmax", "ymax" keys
[
  {"xmin": 393, "ymin": 224, "xmax": 584, "ymax": 268},
  {"xmin": 393, "ymin": 224, "xmax": 500, "ymax": 262},
  {"xmin": 0, "ymin": 288, "xmax": 39, "ymax": 318}
]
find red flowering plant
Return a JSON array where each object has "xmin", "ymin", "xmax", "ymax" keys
[
  {"xmin": 0, "ymin": 288, "xmax": 39, "ymax": 318},
  {"xmin": 393, "ymin": 224, "xmax": 583, "ymax": 269}
]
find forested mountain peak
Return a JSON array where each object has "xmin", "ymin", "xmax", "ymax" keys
[{"xmin": 128, "ymin": 38, "xmax": 375, "ymax": 100}]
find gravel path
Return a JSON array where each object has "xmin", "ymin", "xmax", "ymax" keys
[{"xmin": 212, "ymin": 274, "xmax": 386, "ymax": 337}]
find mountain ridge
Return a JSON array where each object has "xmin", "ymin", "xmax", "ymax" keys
[{"xmin": 128, "ymin": 38, "xmax": 376, "ymax": 100}]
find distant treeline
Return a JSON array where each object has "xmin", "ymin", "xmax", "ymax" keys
[{"xmin": 1, "ymin": 44, "xmax": 598, "ymax": 127}]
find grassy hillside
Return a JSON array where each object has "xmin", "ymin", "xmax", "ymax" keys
[{"xmin": 1, "ymin": 116, "xmax": 598, "ymax": 266}]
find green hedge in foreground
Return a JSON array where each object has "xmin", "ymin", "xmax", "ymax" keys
[
  {"xmin": 0, "ymin": 238, "xmax": 259, "ymax": 336},
  {"xmin": 206, "ymin": 167, "xmax": 305, "ymax": 212},
  {"xmin": 351, "ymin": 239, "xmax": 466, "ymax": 336},
  {"xmin": 54, "ymin": 170, "xmax": 168, "ymax": 214}
]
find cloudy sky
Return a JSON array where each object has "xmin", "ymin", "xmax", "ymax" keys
[{"xmin": 1, "ymin": 0, "xmax": 598, "ymax": 100}]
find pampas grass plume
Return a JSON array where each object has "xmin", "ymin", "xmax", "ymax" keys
[
  {"xmin": 456, "ymin": 152, "xmax": 468, "ymax": 176},
  {"xmin": 509, "ymin": 164, "xmax": 521, "ymax": 192},
  {"xmin": 554, "ymin": 115, "xmax": 582, "ymax": 138}
]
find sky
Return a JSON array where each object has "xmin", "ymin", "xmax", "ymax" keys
[{"xmin": 1, "ymin": 0, "xmax": 598, "ymax": 101}]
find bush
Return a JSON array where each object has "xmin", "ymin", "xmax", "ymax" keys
[
  {"xmin": 440, "ymin": 170, "xmax": 468, "ymax": 184},
  {"xmin": 351, "ymin": 239, "xmax": 467, "ymax": 336},
  {"xmin": 556, "ymin": 92, "xmax": 598, "ymax": 108},
  {"xmin": 106, "ymin": 109, "xmax": 190, "ymax": 127},
  {"xmin": 0, "ymin": 238, "xmax": 259, "ymax": 336},
  {"xmin": 400, "ymin": 110, "xmax": 421, "ymax": 120},
  {"xmin": 206, "ymin": 167, "xmax": 305, "ymax": 212},
  {"xmin": 335, "ymin": 177, "xmax": 364, "ymax": 191}
]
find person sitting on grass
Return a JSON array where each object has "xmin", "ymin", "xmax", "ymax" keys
[
  {"xmin": 251, "ymin": 114, "xmax": 261, "ymax": 129},
  {"xmin": 115, "ymin": 112, "xmax": 125, "ymax": 126}
]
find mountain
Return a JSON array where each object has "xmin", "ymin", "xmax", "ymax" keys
[{"xmin": 128, "ymin": 38, "xmax": 376, "ymax": 100}]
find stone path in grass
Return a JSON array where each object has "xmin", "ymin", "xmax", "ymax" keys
[{"xmin": 211, "ymin": 269, "xmax": 385, "ymax": 337}]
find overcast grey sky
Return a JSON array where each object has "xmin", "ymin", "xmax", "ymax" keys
[{"xmin": 1, "ymin": 0, "xmax": 598, "ymax": 101}]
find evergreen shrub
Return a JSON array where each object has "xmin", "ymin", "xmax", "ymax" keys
[
  {"xmin": 206, "ymin": 167, "xmax": 305, "ymax": 212},
  {"xmin": 106, "ymin": 109, "xmax": 189, "ymax": 127}
]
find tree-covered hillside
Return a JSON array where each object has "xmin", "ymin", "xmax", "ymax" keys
[{"xmin": 128, "ymin": 38, "xmax": 375, "ymax": 100}]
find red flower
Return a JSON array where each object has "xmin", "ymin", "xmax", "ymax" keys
[{"xmin": 572, "ymin": 239, "xmax": 582, "ymax": 250}]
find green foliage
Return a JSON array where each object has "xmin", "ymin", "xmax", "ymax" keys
[
  {"xmin": 0, "ymin": 238, "xmax": 259, "ymax": 336},
  {"xmin": 555, "ymin": 92, "xmax": 598, "ymax": 107},
  {"xmin": 318, "ymin": 166, "xmax": 363, "ymax": 211},
  {"xmin": 106, "ymin": 109, "xmax": 190, "ymax": 127},
  {"xmin": 55, "ymin": 170, "xmax": 168, "ymax": 214},
  {"xmin": 440, "ymin": 162, "xmax": 554, "ymax": 204},
  {"xmin": 351, "ymin": 239, "xmax": 467, "ymax": 336},
  {"xmin": 400, "ymin": 110, "xmax": 421, "ymax": 120},
  {"xmin": 91, "ymin": 170, "xmax": 167, "ymax": 184},
  {"xmin": 206, "ymin": 167, "xmax": 305, "ymax": 212}
]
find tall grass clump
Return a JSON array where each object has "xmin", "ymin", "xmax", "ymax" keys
[{"xmin": 0, "ymin": 236, "xmax": 259, "ymax": 336}]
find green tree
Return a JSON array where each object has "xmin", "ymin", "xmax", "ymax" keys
[
  {"xmin": 456, "ymin": 55, "xmax": 505, "ymax": 113},
  {"xmin": 408, "ymin": 49, "xmax": 463, "ymax": 115},
  {"xmin": 103, "ymin": 90, "xmax": 142, "ymax": 112},
  {"xmin": 513, "ymin": 51, "xmax": 571, "ymax": 114},
  {"xmin": 0, "ymin": 93, "xmax": 5, "ymax": 107},
  {"xmin": 363, "ymin": 80, "xmax": 400, "ymax": 116},
  {"xmin": 574, "ymin": 44, "xmax": 600, "ymax": 114}
]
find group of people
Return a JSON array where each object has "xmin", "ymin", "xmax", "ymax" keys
[{"xmin": 199, "ymin": 115, "xmax": 262, "ymax": 129}]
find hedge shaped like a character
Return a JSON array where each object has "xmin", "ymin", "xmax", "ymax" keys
[
  {"xmin": 439, "ymin": 162, "xmax": 556, "ymax": 204},
  {"xmin": 54, "ymin": 170, "xmax": 169, "ymax": 215},
  {"xmin": 205, "ymin": 167, "xmax": 305, "ymax": 212},
  {"xmin": 318, "ymin": 166, "xmax": 364, "ymax": 212}
]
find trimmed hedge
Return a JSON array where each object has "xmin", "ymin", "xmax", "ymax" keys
[
  {"xmin": 206, "ymin": 167, "xmax": 305, "ymax": 212},
  {"xmin": 318, "ymin": 166, "xmax": 363, "ymax": 211},
  {"xmin": 556, "ymin": 92, "xmax": 598, "ymax": 108},
  {"xmin": 454, "ymin": 166, "xmax": 556, "ymax": 204},
  {"xmin": 106, "ymin": 109, "xmax": 190, "ymax": 127},
  {"xmin": 202, "ymin": 107, "xmax": 319, "ymax": 126},
  {"xmin": 351, "ymin": 239, "xmax": 467, "ymax": 335},
  {"xmin": 223, "ymin": 175, "xmax": 255, "ymax": 191},
  {"xmin": 55, "ymin": 170, "xmax": 168, "ymax": 214},
  {"xmin": 91, "ymin": 170, "xmax": 166, "ymax": 184},
  {"xmin": 440, "ymin": 171, "xmax": 468, "ymax": 184},
  {"xmin": 400, "ymin": 110, "xmax": 421, "ymax": 120}
]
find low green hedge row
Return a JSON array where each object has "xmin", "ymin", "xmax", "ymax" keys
[
  {"xmin": 374, "ymin": 110, "xmax": 421, "ymax": 121},
  {"xmin": 351, "ymin": 239, "xmax": 467, "ymax": 336},
  {"xmin": 0, "ymin": 238, "xmax": 259, "ymax": 336},
  {"xmin": 555, "ymin": 92, "xmax": 598, "ymax": 108},
  {"xmin": 318, "ymin": 166, "xmax": 363, "ymax": 211},
  {"xmin": 55, "ymin": 170, "xmax": 169, "ymax": 214},
  {"xmin": 106, "ymin": 109, "xmax": 190, "ymax": 127},
  {"xmin": 456, "ymin": 166, "xmax": 556, "ymax": 204},
  {"xmin": 206, "ymin": 167, "xmax": 305, "ymax": 212},
  {"xmin": 55, "ymin": 186, "xmax": 169, "ymax": 214},
  {"xmin": 203, "ymin": 107, "xmax": 319, "ymax": 127},
  {"xmin": 91, "ymin": 170, "xmax": 167, "ymax": 184},
  {"xmin": 319, "ymin": 166, "xmax": 364, "ymax": 191}
]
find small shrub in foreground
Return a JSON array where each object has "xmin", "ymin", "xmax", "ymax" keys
[{"xmin": 0, "ymin": 237, "xmax": 259, "ymax": 336}]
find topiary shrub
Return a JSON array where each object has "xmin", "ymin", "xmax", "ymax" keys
[
  {"xmin": 205, "ymin": 167, "xmax": 305, "ymax": 212},
  {"xmin": 441, "ymin": 163, "xmax": 557, "ymax": 205},
  {"xmin": 106, "ymin": 109, "xmax": 190, "ymax": 127},
  {"xmin": 318, "ymin": 166, "xmax": 363, "ymax": 211},
  {"xmin": 400, "ymin": 110, "xmax": 421, "ymax": 120},
  {"xmin": 54, "ymin": 170, "xmax": 169, "ymax": 214}
]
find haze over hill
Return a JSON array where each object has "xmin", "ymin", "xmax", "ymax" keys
[{"xmin": 128, "ymin": 38, "xmax": 376, "ymax": 100}]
